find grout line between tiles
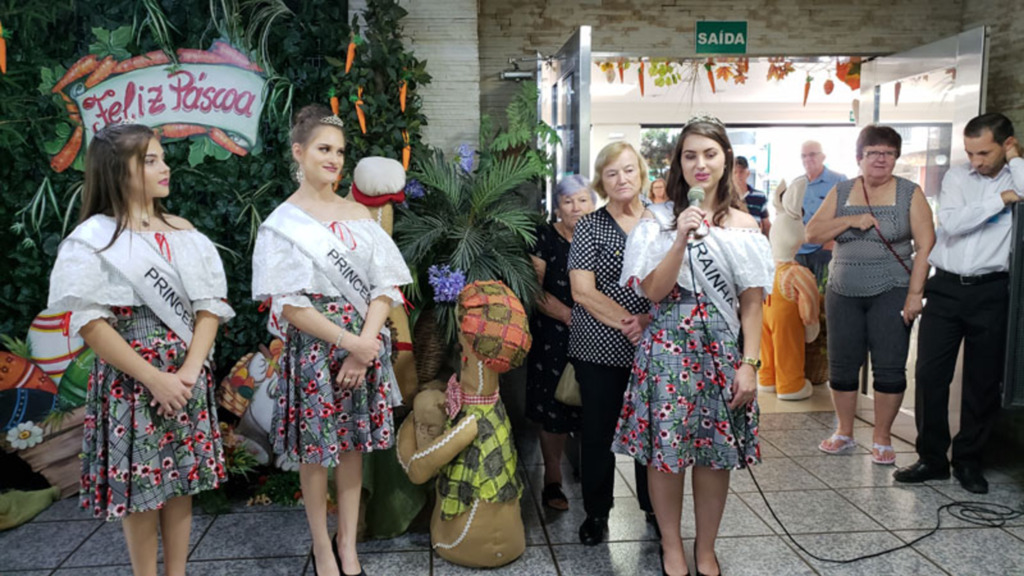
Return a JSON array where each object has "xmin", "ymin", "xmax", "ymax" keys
[{"xmin": 50, "ymin": 520, "xmax": 106, "ymax": 572}]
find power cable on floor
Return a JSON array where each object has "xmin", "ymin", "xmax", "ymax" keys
[{"xmin": 681, "ymin": 242, "xmax": 1024, "ymax": 564}]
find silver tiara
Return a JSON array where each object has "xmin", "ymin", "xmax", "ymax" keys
[
  {"xmin": 684, "ymin": 113, "xmax": 725, "ymax": 128},
  {"xmin": 320, "ymin": 115, "xmax": 345, "ymax": 129}
]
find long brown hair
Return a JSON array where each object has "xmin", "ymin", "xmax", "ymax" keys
[
  {"xmin": 666, "ymin": 120, "xmax": 741, "ymax": 227},
  {"xmin": 79, "ymin": 124, "xmax": 168, "ymax": 249}
]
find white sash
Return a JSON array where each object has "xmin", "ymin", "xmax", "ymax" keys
[
  {"xmin": 260, "ymin": 203, "xmax": 373, "ymax": 319},
  {"xmin": 646, "ymin": 204, "xmax": 742, "ymax": 337},
  {"xmin": 67, "ymin": 216, "xmax": 195, "ymax": 346},
  {"xmin": 687, "ymin": 235, "xmax": 742, "ymax": 337}
]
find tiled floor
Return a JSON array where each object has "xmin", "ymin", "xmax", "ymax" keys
[{"xmin": 3, "ymin": 411, "xmax": 1023, "ymax": 575}]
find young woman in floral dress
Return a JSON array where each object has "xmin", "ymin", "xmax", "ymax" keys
[
  {"xmin": 614, "ymin": 117, "xmax": 773, "ymax": 576},
  {"xmin": 252, "ymin": 104, "xmax": 411, "ymax": 576},
  {"xmin": 48, "ymin": 124, "xmax": 234, "ymax": 576}
]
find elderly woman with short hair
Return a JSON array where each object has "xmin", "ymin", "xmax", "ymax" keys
[
  {"xmin": 568, "ymin": 142, "xmax": 654, "ymax": 545},
  {"xmin": 526, "ymin": 174, "xmax": 596, "ymax": 511},
  {"xmin": 806, "ymin": 125, "xmax": 935, "ymax": 466}
]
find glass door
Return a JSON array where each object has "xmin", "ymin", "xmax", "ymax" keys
[
  {"xmin": 854, "ymin": 28, "xmax": 988, "ymax": 437},
  {"xmin": 538, "ymin": 26, "xmax": 592, "ymax": 216}
]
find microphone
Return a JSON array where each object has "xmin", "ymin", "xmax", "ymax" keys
[{"xmin": 686, "ymin": 185, "xmax": 709, "ymax": 241}]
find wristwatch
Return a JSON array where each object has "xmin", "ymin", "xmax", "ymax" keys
[{"xmin": 740, "ymin": 357, "xmax": 762, "ymax": 370}]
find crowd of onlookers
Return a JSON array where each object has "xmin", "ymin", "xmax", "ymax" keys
[{"xmin": 524, "ymin": 112, "xmax": 1023, "ymax": 576}]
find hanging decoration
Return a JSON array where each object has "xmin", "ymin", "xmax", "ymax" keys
[
  {"xmin": 704, "ymin": 58, "xmax": 716, "ymax": 93},
  {"xmin": 766, "ymin": 57, "xmax": 796, "ymax": 81},
  {"xmin": 894, "ymin": 80, "xmax": 902, "ymax": 107},
  {"xmin": 824, "ymin": 78, "xmax": 835, "ymax": 95},
  {"xmin": 638, "ymin": 61, "xmax": 645, "ymax": 96},
  {"xmin": 836, "ymin": 57, "xmax": 861, "ymax": 90},
  {"xmin": 329, "ymin": 88, "xmax": 339, "ymax": 115},
  {"xmin": 345, "ymin": 35, "xmax": 359, "ymax": 74},
  {"xmin": 354, "ymin": 86, "xmax": 367, "ymax": 134},
  {"xmin": 803, "ymin": 75, "xmax": 812, "ymax": 107},
  {"xmin": 0, "ymin": 20, "xmax": 8, "ymax": 75}
]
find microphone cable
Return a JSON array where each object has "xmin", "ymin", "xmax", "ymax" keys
[{"xmin": 677, "ymin": 238, "xmax": 1024, "ymax": 564}]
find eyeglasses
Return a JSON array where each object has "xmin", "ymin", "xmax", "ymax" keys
[
  {"xmin": 864, "ymin": 150, "xmax": 898, "ymax": 160},
  {"xmin": 800, "ymin": 152, "xmax": 821, "ymax": 159}
]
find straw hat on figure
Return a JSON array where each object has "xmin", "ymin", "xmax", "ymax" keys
[
  {"xmin": 758, "ymin": 178, "xmax": 821, "ymax": 400},
  {"xmin": 397, "ymin": 280, "xmax": 530, "ymax": 568}
]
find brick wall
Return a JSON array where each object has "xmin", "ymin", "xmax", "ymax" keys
[
  {"xmin": 962, "ymin": 0, "xmax": 1024, "ymax": 129},
  {"xmin": 479, "ymin": 0, "xmax": 965, "ymax": 120},
  {"xmin": 350, "ymin": 0, "xmax": 480, "ymax": 153}
]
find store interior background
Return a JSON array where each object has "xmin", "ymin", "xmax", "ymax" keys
[{"xmin": 372, "ymin": 0, "xmax": 1024, "ymax": 445}]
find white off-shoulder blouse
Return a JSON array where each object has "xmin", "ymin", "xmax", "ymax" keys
[
  {"xmin": 48, "ymin": 215, "xmax": 236, "ymax": 337},
  {"xmin": 620, "ymin": 202, "xmax": 774, "ymax": 300},
  {"xmin": 251, "ymin": 216, "xmax": 412, "ymax": 335}
]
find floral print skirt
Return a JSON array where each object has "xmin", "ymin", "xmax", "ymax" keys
[
  {"xmin": 613, "ymin": 288, "xmax": 760, "ymax": 473},
  {"xmin": 272, "ymin": 295, "xmax": 400, "ymax": 467},
  {"xmin": 81, "ymin": 306, "xmax": 224, "ymax": 521}
]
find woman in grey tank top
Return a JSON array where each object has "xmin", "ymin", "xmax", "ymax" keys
[{"xmin": 805, "ymin": 125, "xmax": 935, "ymax": 466}]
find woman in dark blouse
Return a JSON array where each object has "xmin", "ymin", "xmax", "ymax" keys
[
  {"xmin": 568, "ymin": 141, "xmax": 653, "ymax": 546},
  {"xmin": 527, "ymin": 174, "xmax": 596, "ymax": 511}
]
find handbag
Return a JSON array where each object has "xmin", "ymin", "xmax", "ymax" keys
[{"xmin": 554, "ymin": 362, "xmax": 582, "ymax": 406}]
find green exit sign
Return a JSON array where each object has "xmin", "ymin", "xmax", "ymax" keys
[{"xmin": 696, "ymin": 21, "xmax": 748, "ymax": 54}]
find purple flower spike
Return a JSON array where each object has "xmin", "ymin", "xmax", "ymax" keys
[
  {"xmin": 427, "ymin": 264, "xmax": 467, "ymax": 303},
  {"xmin": 456, "ymin": 143, "xmax": 475, "ymax": 173},
  {"xmin": 406, "ymin": 179, "xmax": 426, "ymax": 200}
]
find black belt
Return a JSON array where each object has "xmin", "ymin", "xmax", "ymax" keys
[{"xmin": 935, "ymin": 268, "xmax": 1009, "ymax": 286}]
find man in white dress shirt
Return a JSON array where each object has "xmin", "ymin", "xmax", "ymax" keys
[{"xmin": 895, "ymin": 113, "xmax": 1024, "ymax": 494}]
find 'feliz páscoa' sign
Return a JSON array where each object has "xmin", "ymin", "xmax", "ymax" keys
[{"xmin": 49, "ymin": 41, "xmax": 266, "ymax": 172}]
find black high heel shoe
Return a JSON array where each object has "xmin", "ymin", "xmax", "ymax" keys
[{"xmin": 333, "ymin": 536, "xmax": 367, "ymax": 576}]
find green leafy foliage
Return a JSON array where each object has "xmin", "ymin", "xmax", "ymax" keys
[
  {"xmin": 394, "ymin": 85, "xmax": 553, "ymax": 343},
  {"xmin": 0, "ymin": 0, "xmax": 430, "ymax": 381},
  {"xmin": 329, "ymin": 0, "xmax": 431, "ymax": 176}
]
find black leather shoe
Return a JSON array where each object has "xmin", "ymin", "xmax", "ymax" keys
[
  {"xmin": 578, "ymin": 515, "xmax": 608, "ymax": 546},
  {"xmin": 893, "ymin": 459, "xmax": 950, "ymax": 483},
  {"xmin": 953, "ymin": 465, "xmax": 989, "ymax": 494}
]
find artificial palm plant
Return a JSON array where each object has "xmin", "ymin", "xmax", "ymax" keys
[{"xmin": 395, "ymin": 83, "xmax": 556, "ymax": 345}]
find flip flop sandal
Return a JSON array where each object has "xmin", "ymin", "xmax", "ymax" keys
[
  {"xmin": 542, "ymin": 482, "xmax": 569, "ymax": 511},
  {"xmin": 818, "ymin": 434, "xmax": 857, "ymax": 455},
  {"xmin": 871, "ymin": 443, "xmax": 897, "ymax": 465}
]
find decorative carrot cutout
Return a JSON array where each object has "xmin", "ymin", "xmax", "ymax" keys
[
  {"xmin": 803, "ymin": 75, "xmax": 812, "ymax": 107},
  {"xmin": 345, "ymin": 38, "xmax": 357, "ymax": 74},
  {"xmin": 402, "ymin": 130, "xmax": 410, "ymax": 170},
  {"xmin": 208, "ymin": 128, "xmax": 248, "ymax": 157},
  {"xmin": 52, "ymin": 54, "xmax": 100, "ymax": 93},
  {"xmin": 209, "ymin": 41, "xmax": 263, "ymax": 73},
  {"xmin": 894, "ymin": 81, "xmax": 902, "ymax": 107},
  {"xmin": 157, "ymin": 124, "xmax": 208, "ymax": 139},
  {"xmin": 355, "ymin": 87, "xmax": 366, "ymax": 134},
  {"xmin": 617, "ymin": 60, "xmax": 624, "ymax": 83},
  {"xmin": 399, "ymin": 80, "xmax": 407, "ymax": 112},
  {"xmin": 60, "ymin": 93, "xmax": 81, "ymax": 123},
  {"xmin": 50, "ymin": 126, "xmax": 83, "ymax": 173},
  {"xmin": 638, "ymin": 62, "xmax": 645, "ymax": 97},
  {"xmin": 329, "ymin": 88, "xmax": 339, "ymax": 115},
  {"xmin": 177, "ymin": 48, "xmax": 231, "ymax": 65},
  {"xmin": 85, "ymin": 56, "xmax": 117, "ymax": 88},
  {"xmin": 113, "ymin": 50, "xmax": 171, "ymax": 74},
  {"xmin": 0, "ymin": 20, "xmax": 7, "ymax": 75},
  {"xmin": 705, "ymin": 59, "xmax": 716, "ymax": 94}
]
